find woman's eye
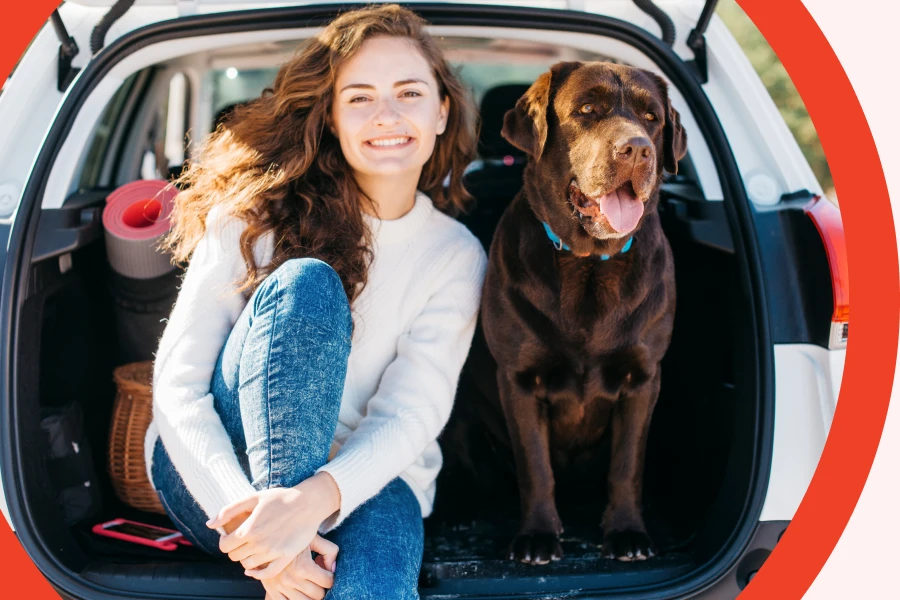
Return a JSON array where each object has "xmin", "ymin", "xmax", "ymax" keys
[
  {"xmin": 579, "ymin": 104, "xmax": 594, "ymax": 114},
  {"xmin": 401, "ymin": 90, "xmax": 422, "ymax": 98},
  {"xmin": 645, "ymin": 112, "xmax": 656, "ymax": 121},
  {"xmin": 349, "ymin": 96, "xmax": 370, "ymax": 104}
]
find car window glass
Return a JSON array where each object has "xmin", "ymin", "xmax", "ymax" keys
[
  {"xmin": 77, "ymin": 72, "xmax": 139, "ymax": 189},
  {"xmin": 141, "ymin": 71, "xmax": 191, "ymax": 181}
]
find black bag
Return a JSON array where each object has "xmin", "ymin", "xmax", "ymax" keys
[
  {"xmin": 40, "ymin": 402, "xmax": 102, "ymax": 525},
  {"xmin": 106, "ymin": 267, "xmax": 182, "ymax": 364}
]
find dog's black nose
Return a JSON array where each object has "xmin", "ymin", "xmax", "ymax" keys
[{"xmin": 615, "ymin": 137, "xmax": 652, "ymax": 163}]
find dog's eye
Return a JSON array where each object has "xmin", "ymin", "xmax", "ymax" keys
[
  {"xmin": 579, "ymin": 104, "xmax": 594, "ymax": 115},
  {"xmin": 645, "ymin": 112, "xmax": 656, "ymax": 121}
]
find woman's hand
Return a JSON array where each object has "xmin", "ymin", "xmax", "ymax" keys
[
  {"xmin": 207, "ymin": 472, "xmax": 341, "ymax": 579},
  {"xmin": 260, "ymin": 536, "xmax": 339, "ymax": 600}
]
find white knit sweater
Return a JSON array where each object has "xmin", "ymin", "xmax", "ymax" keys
[{"xmin": 144, "ymin": 191, "xmax": 487, "ymax": 533}]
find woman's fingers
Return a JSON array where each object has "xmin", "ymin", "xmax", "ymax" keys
[
  {"xmin": 299, "ymin": 588, "xmax": 322, "ymax": 600},
  {"xmin": 227, "ymin": 542, "xmax": 258, "ymax": 563},
  {"xmin": 246, "ymin": 554, "xmax": 293, "ymax": 580},
  {"xmin": 281, "ymin": 572, "xmax": 325, "ymax": 600},
  {"xmin": 219, "ymin": 528, "xmax": 252, "ymax": 555},
  {"xmin": 219, "ymin": 532, "xmax": 247, "ymax": 556},
  {"xmin": 241, "ymin": 551, "xmax": 277, "ymax": 571},
  {"xmin": 303, "ymin": 564, "xmax": 334, "ymax": 591},
  {"xmin": 297, "ymin": 553, "xmax": 334, "ymax": 590},
  {"xmin": 220, "ymin": 510, "xmax": 260, "ymax": 554},
  {"xmin": 207, "ymin": 495, "xmax": 259, "ymax": 529},
  {"xmin": 309, "ymin": 535, "xmax": 339, "ymax": 573},
  {"xmin": 309, "ymin": 534, "xmax": 339, "ymax": 557},
  {"xmin": 261, "ymin": 578, "xmax": 281, "ymax": 600},
  {"xmin": 281, "ymin": 548, "xmax": 333, "ymax": 591},
  {"xmin": 282, "ymin": 587, "xmax": 315, "ymax": 600}
]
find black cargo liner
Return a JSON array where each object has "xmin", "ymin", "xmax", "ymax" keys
[{"xmin": 1, "ymin": 4, "xmax": 773, "ymax": 599}]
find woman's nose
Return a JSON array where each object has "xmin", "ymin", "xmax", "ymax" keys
[{"xmin": 373, "ymin": 100, "xmax": 402, "ymax": 127}]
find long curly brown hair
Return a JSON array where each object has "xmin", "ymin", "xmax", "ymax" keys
[{"xmin": 162, "ymin": 4, "xmax": 477, "ymax": 304}]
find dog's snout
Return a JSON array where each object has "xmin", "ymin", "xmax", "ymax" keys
[{"xmin": 614, "ymin": 137, "xmax": 652, "ymax": 163}]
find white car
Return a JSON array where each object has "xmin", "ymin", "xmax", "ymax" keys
[{"xmin": 0, "ymin": 1, "xmax": 846, "ymax": 598}]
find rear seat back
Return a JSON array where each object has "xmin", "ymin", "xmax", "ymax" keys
[{"xmin": 459, "ymin": 84, "xmax": 531, "ymax": 251}]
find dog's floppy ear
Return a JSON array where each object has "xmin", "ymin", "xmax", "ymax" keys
[
  {"xmin": 501, "ymin": 71, "xmax": 552, "ymax": 158},
  {"xmin": 501, "ymin": 61, "xmax": 583, "ymax": 158},
  {"xmin": 662, "ymin": 92, "xmax": 687, "ymax": 175}
]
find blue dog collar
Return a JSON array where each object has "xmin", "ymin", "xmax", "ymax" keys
[{"xmin": 542, "ymin": 222, "xmax": 632, "ymax": 260}]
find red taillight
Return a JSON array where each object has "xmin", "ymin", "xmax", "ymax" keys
[{"xmin": 804, "ymin": 195, "xmax": 849, "ymax": 349}]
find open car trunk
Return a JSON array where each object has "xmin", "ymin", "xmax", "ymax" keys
[
  {"xmin": 10, "ymin": 178, "xmax": 761, "ymax": 599},
  {"xmin": 2, "ymin": 4, "xmax": 773, "ymax": 599}
]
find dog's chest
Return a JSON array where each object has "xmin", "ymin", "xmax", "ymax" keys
[
  {"xmin": 551, "ymin": 257, "xmax": 642, "ymax": 339},
  {"xmin": 536, "ymin": 260, "xmax": 660, "ymax": 446}
]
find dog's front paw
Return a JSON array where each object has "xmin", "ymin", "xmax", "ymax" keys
[
  {"xmin": 602, "ymin": 530, "xmax": 656, "ymax": 562},
  {"xmin": 508, "ymin": 532, "xmax": 563, "ymax": 565}
]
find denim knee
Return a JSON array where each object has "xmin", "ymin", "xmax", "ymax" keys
[
  {"xmin": 324, "ymin": 479, "xmax": 423, "ymax": 599},
  {"xmin": 252, "ymin": 258, "xmax": 351, "ymax": 342}
]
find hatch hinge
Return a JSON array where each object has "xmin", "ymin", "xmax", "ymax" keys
[
  {"xmin": 686, "ymin": 0, "xmax": 720, "ymax": 84},
  {"xmin": 50, "ymin": 10, "xmax": 81, "ymax": 92},
  {"xmin": 90, "ymin": 0, "xmax": 137, "ymax": 56}
]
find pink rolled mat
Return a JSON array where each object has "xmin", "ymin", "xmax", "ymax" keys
[{"xmin": 102, "ymin": 180, "xmax": 178, "ymax": 279}]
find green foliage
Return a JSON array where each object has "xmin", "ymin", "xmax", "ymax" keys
[{"xmin": 716, "ymin": 0, "xmax": 833, "ymax": 193}]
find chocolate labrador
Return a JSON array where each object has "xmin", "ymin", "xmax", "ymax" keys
[{"xmin": 481, "ymin": 61, "xmax": 687, "ymax": 564}]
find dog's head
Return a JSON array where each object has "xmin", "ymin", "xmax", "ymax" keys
[{"xmin": 502, "ymin": 61, "xmax": 687, "ymax": 256}]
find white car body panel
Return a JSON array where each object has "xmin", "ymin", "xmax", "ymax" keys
[{"xmin": 760, "ymin": 345, "xmax": 845, "ymax": 522}]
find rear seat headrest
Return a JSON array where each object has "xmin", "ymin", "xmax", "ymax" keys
[{"xmin": 477, "ymin": 84, "xmax": 531, "ymax": 160}]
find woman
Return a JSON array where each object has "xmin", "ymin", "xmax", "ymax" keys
[{"xmin": 144, "ymin": 5, "xmax": 486, "ymax": 599}]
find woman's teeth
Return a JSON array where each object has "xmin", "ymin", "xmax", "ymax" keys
[{"xmin": 368, "ymin": 137, "xmax": 410, "ymax": 147}]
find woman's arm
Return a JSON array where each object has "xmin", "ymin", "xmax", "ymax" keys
[
  {"xmin": 151, "ymin": 206, "xmax": 261, "ymax": 518},
  {"xmin": 314, "ymin": 238, "xmax": 488, "ymax": 532}
]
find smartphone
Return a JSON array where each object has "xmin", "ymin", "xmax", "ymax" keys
[{"xmin": 92, "ymin": 518, "xmax": 193, "ymax": 551}]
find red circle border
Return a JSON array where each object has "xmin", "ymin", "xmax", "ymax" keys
[
  {"xmin": 736, "ymin": 0, "xmax": 898, "ymax": 598},
  {"xmin": 0, "ymin": 2, "xmax": 897, "ymax": 599}
]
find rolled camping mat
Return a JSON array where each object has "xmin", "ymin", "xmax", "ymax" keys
[{"xmin": 102, "ymin": 180, "xmax": 178, "ymax": 279}]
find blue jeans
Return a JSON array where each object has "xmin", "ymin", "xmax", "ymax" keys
[{"xmin": 151, "ymin": 258, "xmax": 424, "ymax": 599}]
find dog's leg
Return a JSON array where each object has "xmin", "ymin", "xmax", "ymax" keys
[
  {"xmin": 602, "ymin": 368, "xmax": 660, "ymax": 562},
  {"xmin": 498, "ymin": 370, "xmax": 564, "ymax": 565}
]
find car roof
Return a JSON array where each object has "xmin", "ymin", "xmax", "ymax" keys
[
  {"xmin": 65, "ymin": 0, "xmax": 697, "ymax": 9},
  {"xmin": 66, "ymin": 0, "xmax": 567, "ymax": 6}
]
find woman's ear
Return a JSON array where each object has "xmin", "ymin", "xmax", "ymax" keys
[{"xmin": 437, "ymin": 96, "xmax": 450, "ymax": 135}]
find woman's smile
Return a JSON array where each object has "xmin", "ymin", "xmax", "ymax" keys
[{"xmin": 364, "ymin": 135, "xmax": 415, "ymax": 149}]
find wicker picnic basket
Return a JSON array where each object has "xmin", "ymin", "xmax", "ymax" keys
[{"xmin": 108, "ymin": 360, "xmax": 165, "ymax": 514}]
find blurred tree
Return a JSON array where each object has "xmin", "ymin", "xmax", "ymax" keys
[{"xmin": 716, "ymin": 0, "xmax": 834, "ymax": 196}]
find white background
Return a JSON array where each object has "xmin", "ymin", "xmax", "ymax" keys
[{"xmin": 800, "ymin": 1, "xmax": 900, "ymax": 598}]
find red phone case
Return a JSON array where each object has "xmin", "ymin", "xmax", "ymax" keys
[{"xmin": 92, "ymin": 518, "xmax": 189, "ymax": 551}]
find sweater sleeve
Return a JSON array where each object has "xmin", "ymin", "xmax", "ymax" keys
[
  {"xmin": 314, "ymin": 238, "xmax": 488, "ymax": 533},
  {"xmin": 151, "ymin": 207, "xmax": 259, "ymax": 518}
]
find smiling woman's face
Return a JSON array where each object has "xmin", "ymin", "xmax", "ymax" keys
[{"xmin": 331, "ymin": 35, "xmax": 449, "ymax": 183}]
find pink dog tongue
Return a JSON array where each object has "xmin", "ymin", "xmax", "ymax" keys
[{"xmin": 599, "ymin": 186, "xmax": 644, "ymax": 233}]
